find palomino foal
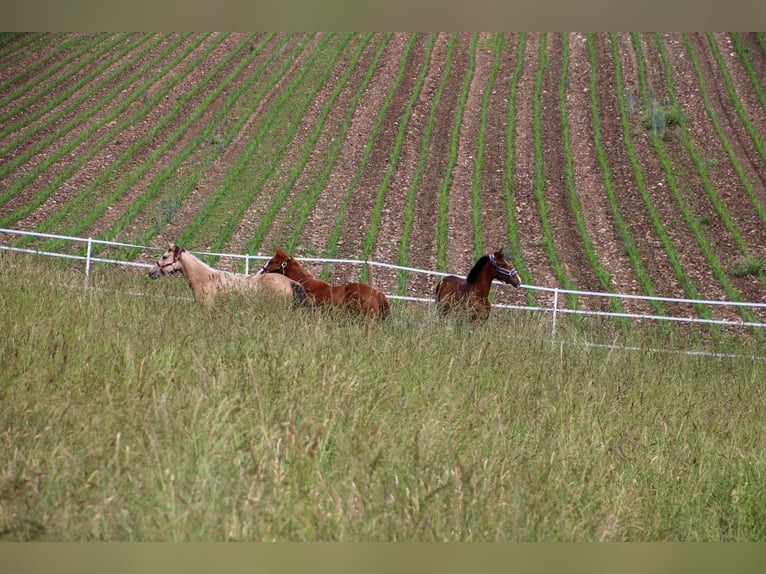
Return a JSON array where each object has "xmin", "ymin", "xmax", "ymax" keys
[{"xmin": 149, "ymin": 243, "xmax": 307, "ymax": 308}]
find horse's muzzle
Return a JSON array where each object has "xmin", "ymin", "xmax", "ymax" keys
[{"xmin": 498, "ymin": 267, "xmax": 520, "ymax": 286}]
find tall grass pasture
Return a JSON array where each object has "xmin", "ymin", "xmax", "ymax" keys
[{"xmin": 2, "ymin": 253, "xmax": 765, "ymax": 541}]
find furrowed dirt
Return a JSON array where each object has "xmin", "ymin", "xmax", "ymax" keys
[{"xmin": 1, "ymin": 32, "xmax": 764, "ymax": 321}]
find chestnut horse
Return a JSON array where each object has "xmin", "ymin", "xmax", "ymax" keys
[
  {"xmin": 258, "ymin": 248, "xmax": 391, "ymax": 319},
  {"xmin": 148, "ymin": 243, "xmax": 308, "ymax": 308},
  {"xmin": 435, "ymin": 249, "xmax": 521, "ymax": 320}
]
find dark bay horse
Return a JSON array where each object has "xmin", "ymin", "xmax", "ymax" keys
[
  {"xmin": 258, "ymin": 248, "xmax": 391, "ymax": 319},
  {"xmin": 435, "ymin": 249, "xmax": 521, "ymax": 320},
  {"xmin": 148, "ymin": 243, "xmax": 308, "ymax": 308}
]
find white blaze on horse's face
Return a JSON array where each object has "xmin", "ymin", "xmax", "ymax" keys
[{"xmin": 260, "ymin": 251, "xmax": 291, "ymax": 276}]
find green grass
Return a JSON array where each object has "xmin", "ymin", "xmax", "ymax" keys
[{"xmin": 3, "ymin": 253, "xmax": 766, "ymax": 541}]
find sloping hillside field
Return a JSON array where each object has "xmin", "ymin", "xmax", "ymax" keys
[{"xmin": 2, "ymin": 33, "xmax": 765, "ymax": 315}]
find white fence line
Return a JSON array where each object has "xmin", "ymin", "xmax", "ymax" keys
[{"xmin": 2, "ymin": 227, "xmax": 766, "ymax": 334}]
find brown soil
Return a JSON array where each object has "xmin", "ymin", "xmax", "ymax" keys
[{"xmin": 2, "ymin": 32, "xmax": 765, "ymax": 321}]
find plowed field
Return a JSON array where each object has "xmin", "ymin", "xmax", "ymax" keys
[{"xmin": 2, "ymin": 32, "xmax": 765, "ymax": 321}]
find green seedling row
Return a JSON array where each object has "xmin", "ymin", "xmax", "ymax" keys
[
  {"xmin": 395, "ymin": 33, "xmax": 458, "ymax": 295},
  {"xmin": 31, "ymin": 34, "xmax": 241, "ymax": 252},
  {"xmin": 0, "ymin": 34, "xmax": 213, "ymax": 233},
  {"xmin": 0, "ymin": 33, "xmax": 115, "ymax": 121},
  {"xmin": 112, "ymin": 34, "xmax": 297, "ymax": 261},
  {"xmin": 0, "ymin": 34, "xmax": 170, "ymax": 176},
  {"xmin": 470, "ymin": 33, "xmax": 503, "ymax": 259},
  {"xmin": 532, "ymin": 34, "xmax": 579, "ymax": 309},
  {"xmin": 501, "ymin": 33, "xmax": 536, "ymax": 306},
  {"xmin": 319, "ymin": 33, "xmax": 419, "ymax": 281},
  {"xmin": 357, "ymin": 33, "xmax": 437, "ymax": 284},
  {"xmin": 436, "ymin": 33, "xmax": 477, "ymax": 273},
  {"xmin": 559, "ymin": 34, "xmax": 626, "ymax": 323},
  {"xmin": 177, "ymin": 34, "xmax": 345, "ymax": 259},
  {"xmin": 241, "ymin": 34, "xmax": 376, "ymax": 265},
  {"xmin": 586, "ymin": 34, "xmax": 667, "ymax": 320},
  {"xmin": 270, "ymin": 34, "xmax": 395, "ymax": 258}
]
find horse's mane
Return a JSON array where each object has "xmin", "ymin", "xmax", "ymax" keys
[
  {"xmin": 180, "ymin": 249, "xmax": 224, "ymax": 275},
  {"xmin": 465, "ymin": 254, "xmax": 490, "ymax": 283}
]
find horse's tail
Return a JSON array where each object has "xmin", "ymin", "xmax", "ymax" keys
[
  {"xmin": 291, "ymin": 281, "xmax": 309, "ymax": 308},
  {"xmin": 378, "ymin": 291, "xmax": 391, "ymax": 319},
  {"xmin": 434, "ymin": 277, "xmax": 442, "ymax": 301}
]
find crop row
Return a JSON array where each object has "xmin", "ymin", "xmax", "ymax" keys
[
  {"xmin": 2, "ymin": 33, "xmax": 216, "ymax": 235},
  {"xmin": 102, "ymin": 33, "xmax": 289, "ymax": 259},
  {"xmin": 180, "ymin": 33, "xmax": 342, "ymax": 259},
  {"xmin": 38, "ymin": 34, "xmax": 252, "ymax": 253},
  {"xmin": 558, "ymin": 35, "xmax": 627, "ymax": 322},
  {"xmin": 272, "ymin": 34, "xmax": 394, "ymax": 259},
  {"xmin": 395, "ymin": 33, "xmax": 458, "ymax": 296}
]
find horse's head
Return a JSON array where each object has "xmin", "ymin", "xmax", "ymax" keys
[
  {"xmin": 258, "ymin": 247, "xmax": 292, "ymax": 276},
  {"xmin": 489, "ymin": 249, "xmax": 521, "ymax": 287},
  {"xmin": 148, "ymin": 243, "xmax": 184, "ymax": 279}
]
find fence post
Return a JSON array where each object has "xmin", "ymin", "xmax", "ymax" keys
[
  {"xmin": 85, "ymin": 237, "xmax": 93, "ymax": 289},
  {"xmin": 551, "ymin": 287, "xmax": 559, "ymax": 336}
]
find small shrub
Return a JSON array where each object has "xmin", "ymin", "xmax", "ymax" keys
[
  {"xmin": 642, "ymin": 99, "xmax": 681, "ymax": 133},
  {"xmin": 163, "ymin": 193, "xmax": 182, "ymax": 223},
  {"xmin": 730, "ymin": 254, "xmax": 765, "ymax": 278}
]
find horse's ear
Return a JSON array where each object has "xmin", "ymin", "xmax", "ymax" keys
[{"xmin": 167, "ymin": 242, "xmax": 175, "ymax": 250}]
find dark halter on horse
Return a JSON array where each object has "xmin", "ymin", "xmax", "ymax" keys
[
  {"xmin": 260, "ymin": 257, "xmax": 291, "ymax": 275},
  {"xmin": 489, "ymin": 253, "xmax": 518, "ymax": 283},
  {"xmin": 155, "ymin": 246, "xmax": 184, "ymax": 276}
]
